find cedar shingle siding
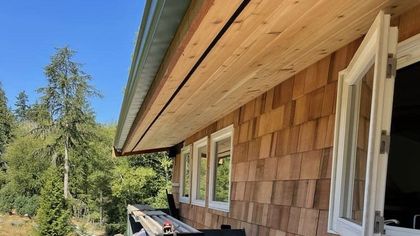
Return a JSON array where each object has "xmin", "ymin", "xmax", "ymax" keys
[{"xmin": 171, "ymin": 5, "xmax": 420, "ymax": 236}]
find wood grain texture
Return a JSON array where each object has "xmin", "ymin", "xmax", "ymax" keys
[
  {"xmin": 169, "ymin": 5, "xmax": 420, "ymax": 236},
  {"xmin": 122, "ymin": 0, "xmax": 243, "ymax": 153},
  {"xmin": 129, "ymin": 0, "xmax": 419, "ymax": 152}
]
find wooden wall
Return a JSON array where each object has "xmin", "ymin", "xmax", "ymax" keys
[{"xmin": 171, "ymin": 5, "xmax": 420, "ymax": 236}]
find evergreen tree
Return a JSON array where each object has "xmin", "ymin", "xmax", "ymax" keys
[
  {"xmin": 14, "ymin": 90, "xmax": 30, "ymax": 121},
  {"xmin": 0, "ymin": 82, "xmax": 14, "ymax": 161},
  {"xmin": 37, "ymin": 166, "xmax": 71, "ymax": 235},
  {"xmin": 37, "ymin": 47, "xmax": 99, "ymax": 199}
]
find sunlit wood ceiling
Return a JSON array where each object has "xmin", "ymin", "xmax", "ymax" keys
[{"xmin": 122, "ymin": 0, "xmax": 420, "ymax": 154}]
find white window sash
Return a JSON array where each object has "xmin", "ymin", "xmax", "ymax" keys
[
  {"xmin": 208, "ymin": 125, "xmax": 233, "ymax": 212},
  {"xmin": 179, "ymin": 145, "xmax": 191, "ymax": 204},
  {"xmin": 329, "ymin": 11, "xmax": 398, "ymax": 236},
  {"xmin": 191, "ymin": 137, "xmax": 208, "ymax": 207}
]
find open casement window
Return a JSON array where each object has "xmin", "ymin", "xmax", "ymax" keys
[
  {"xmin": 191, "ymin": 137, "xmax": 208, "ymax": 207},
  {"xmin": 179, "ymin": 145, "xmax": 191, "ymax": 203},
  {"xmin": 329, "ymin": 11, "xmax": 398, "ymax": 236},
  {"xmin": 208, "ymin": 125, "xmax": 233, "ymax": 212}
]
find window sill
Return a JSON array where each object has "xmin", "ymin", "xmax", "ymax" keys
[
  {"xmin": 208, "ymin": 201, "xmax": 229, "ymax": 212},
  {"xmin": 179, "ymin": 197, "xmax": 190, "ymax": 204},
  {"xmin": 191, "ymin": 199, "xmax": 205, "ymax": 207}
]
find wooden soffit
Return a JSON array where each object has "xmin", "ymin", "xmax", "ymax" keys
[{"xmin": 122, "ymin": 0, "xmax": 420, "ymax": 154}]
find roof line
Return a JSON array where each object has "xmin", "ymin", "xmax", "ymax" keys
[
  {"xmin": 130, "ymin": 0, "xmax": 251, "ymax": 152},
  {"xmin": 114, "ymin": 0, "xmax": 190, "ymax": 150}
]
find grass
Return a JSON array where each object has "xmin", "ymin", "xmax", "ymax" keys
[
  {"xmin": 0, "ymin": 214, "xmax": 106, "ymax": 236},
  {"xmin": 0, "ymin": 214, "xmax": 36, "ymax": 236},
  {"xmin": 71, "ymin": 218, "xmax": 106, "ymax": 236}
]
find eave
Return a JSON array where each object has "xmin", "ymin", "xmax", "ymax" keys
[
  {"xmin": 114, "ymin": 0, "xmax": 190, "ymax": 153},
  {"xmin": 116, "ymin": 0, "xmax": 420, "ymax": 156}
]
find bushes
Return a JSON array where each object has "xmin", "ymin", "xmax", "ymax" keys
[
  {"xmin": 14, "ymin": 195, "xmax": 38, "ymax": 216},
  {"xmin": 0, "ymin": 183, "xmax": 16, "ymax": 212},
  {"xmin": 36, "ymin": 167, "xmax": 71, "ymax": 236},
  {"xmin": 0, "ymin": 183, "xmax": 38, "ymax": 216}
]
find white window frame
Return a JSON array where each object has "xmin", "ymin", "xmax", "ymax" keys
[
  {"xmin": 382, "ymin": 33, "xmax": 420, "ymax": 236},
  {"xmin": 329, "ymin": 32, "xmax": 420, "ymax": 236},
  {"xmin": 328, "ymin": 11, "xmax": 398, "ymax": 236},
  {"xmin": 208, "ymin": 125, "xmax": 233, "ymax": 212},
  {"xmin": 179, "ymin": 145, "xmax": 192, "ymax": 203},
  {"xmin": 191, "ymin": 137, "xmax": 208, "ymax": 207}
]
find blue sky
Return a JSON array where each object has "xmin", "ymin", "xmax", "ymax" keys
[{"xmin": 0, "ymin": 0, "xmax": 145, "ymax": 124}]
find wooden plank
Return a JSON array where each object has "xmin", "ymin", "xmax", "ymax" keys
[
  {"xmin": 122, "ymin": 0, "xmax": 243, "ymax": 153},
  {"xmin": 251, "ymin": 181, "xmax": 273, "ymax": 204},
  {"xmin": 314, "ymin": 179, "xmax": 331, "ymax": 210},
  {"xmin": 273, "ymin": 78, "xmax": 294, "ymax": 109},
  {"xmin": 267, "ymin": 205, "xmax": 290, "ymax": 231},
  {"xmin": 297, "ymin": 208, "xmax": 319, "ymax": 236},
  {"xmin": 297, "ymin": 121, "xmax": 317, "ymax": 152},
  {"xmin": 272, "ymin": 181, "xmax": 296, "ymax": 206},
  {"xmin": 259, "ymin": 133, "xmax": 272, "ymax": 159},
  {"xmin": 276, "ymin": 154, "xmax": 302, "ymax": 180},
  {"xmin": 398, "ymin": 4, "xmax": 420, "ymax": 41},
  {"xmin": 293, "ymin": 180, "xmax": 316, "ymax": 208},
  {"xmin": 287, "ymin": 207, "xmax": 301, "ymax": 234},
  {"xmin": 233, "ymin": 162, "xmax": 250, "ymax": 182},
  {"xmin": 132, "ymin": 0, "xmax": 418, "ymax": 151},
  {"xmin": 299, "ymin": 150, "xmax": 322, "ymax": 180}
]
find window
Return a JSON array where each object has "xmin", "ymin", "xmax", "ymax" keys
[
  {"xmin": 191, "ymin": 137, "xmax": 208, "ymax": 206},
  {"xmin": 179, "ymin": 145, "xmax": 191, "ymax": 203},
  {"xmin": 384, "ymin": 60, "xmax": 420, "ymax": 236},
  {"xmin": 329, "ymin": 11, "xmax": 398, "ymax": 235},
  {"xmin": 208, "ymin": 125, "xmax": 233, "ymax": 212}
]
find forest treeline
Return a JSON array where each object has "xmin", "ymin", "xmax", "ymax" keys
[{"xmin": 0, "ymin": 47, "xmax": 172, "ymax": 235}]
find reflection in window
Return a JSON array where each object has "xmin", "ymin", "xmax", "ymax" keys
[
  {"xmin": 197, "ymin": 145, "xmax": 207, "ymax": 200},
  {"xmin": 181, "ymin": 151, "xmax": 190, "ymax": 198},
  {"xmin": 213, "ymin": 137, "xmax": 231, "ymax": 203},
  {"xmin": 342, "ymin": 65, "xmax": 374, "ymax": 225}
]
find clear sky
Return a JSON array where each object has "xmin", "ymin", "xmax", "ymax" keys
[{"xmin": 0, "ymin": 0, "xmax": 145, "ymax": 124}]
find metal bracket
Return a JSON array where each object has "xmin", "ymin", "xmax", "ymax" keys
[
  {"xmin": 386, "ymin": 53, "xmax": 397, "ymax": 79},
  {"xmin": 380, "ymin": 130, "xmax": 391, "ymax": 154},
  {"xmin": 374, "ymin": 211, "xmax": 385, "ymax": 234}
]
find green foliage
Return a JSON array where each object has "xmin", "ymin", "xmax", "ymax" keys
[
  {"xmin": 14, "ymin": 195, "xmax": 39, "ymax": 216},
  {"xmin": 38, "ymin": 47, "xmax": 98, "ymax": 145},
  {"xmin": 111, "ymin": 160, "xmax": 156, "ymax": 202},
  {"xmin": 128, "ymin": 152, "xmax": 173, "ymax": 207},
  {"xmin": 214, "ymin": 155, "xmax": 230, "ymax": 202},
  {"xmin": 37, "ymin": 167, "xmax": 71, "ymax": 236},
  {"xmin": 3, "ymin": 124, "xmax": 51, "ymax": 195},
  {"xmin": 14, "ymin": 91, "xmax": 30, "ymax": 121},
  {"xmin": 0, "ymin": 124, "xmax": 50, "ymax": 216},
  {"xmin": 37, "ymin": 47, "xmax": 99, "ymax": 199},
  {"xmin": 104, "ymin": 152, "xmax": 172, "ymax": 234},
  {"xmin": 0, "ymin": 182, "xmax": 17, "ymax": 212},
  {"xmin": 0, "ymin": 82, "xmax": 14, "ymax": 158},
  {"xmin": 0, "ymin": 48, "xmax": 173, "ymax": 236}
]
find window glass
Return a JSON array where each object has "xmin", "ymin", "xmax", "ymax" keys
[
  {"xmin": 342, "ymin": 65, "xmax": 374, "ymax": 224},
  {"xmin": 181, "ymin": 151, "xmax": 190, "ymax": 198},
  {"xmin": 197, "ymin": 145, "xmax": 207, "ymax": 200},
  {"xmin": 213, "ymin": 137, "xmax": 231, "ymax": 202}
]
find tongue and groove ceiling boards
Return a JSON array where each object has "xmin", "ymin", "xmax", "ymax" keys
[
  {"xmin": 120, "ymin": 0, "xmax": 244, "ymax": 154},
  {"xmin": 121, "ymin": 0, "xmax": 420, "ymax": 154}
]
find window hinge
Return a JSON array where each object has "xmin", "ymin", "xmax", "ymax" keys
[
  {"xmin": 386, "ymin": 53, "xmax": 397, "ymax": 79},
  {"xmin": 380, "ymin": 130, "xmax": 390, "ymax": 154},
  {"xmin": 374, "ymin": 211, "xmax": 385, "ymax": 234}
]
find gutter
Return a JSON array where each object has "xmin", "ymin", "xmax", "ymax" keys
[{"xmin": 114, "ymin": 0, "xmax": 190, "ymax": 153}]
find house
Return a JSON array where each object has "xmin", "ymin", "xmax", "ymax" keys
[{"xmin": 114, "ymin": 0, "xmax": 420, "ymax": 235}]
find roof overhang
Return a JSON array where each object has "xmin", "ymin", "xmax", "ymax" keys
[
  {"xmin": 114, "ymin": 0, "xmax": 190, "ymax": 154},
  {"xmin": 116, "ymin": 0, "xmax": 420, "ymax": 156}
]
